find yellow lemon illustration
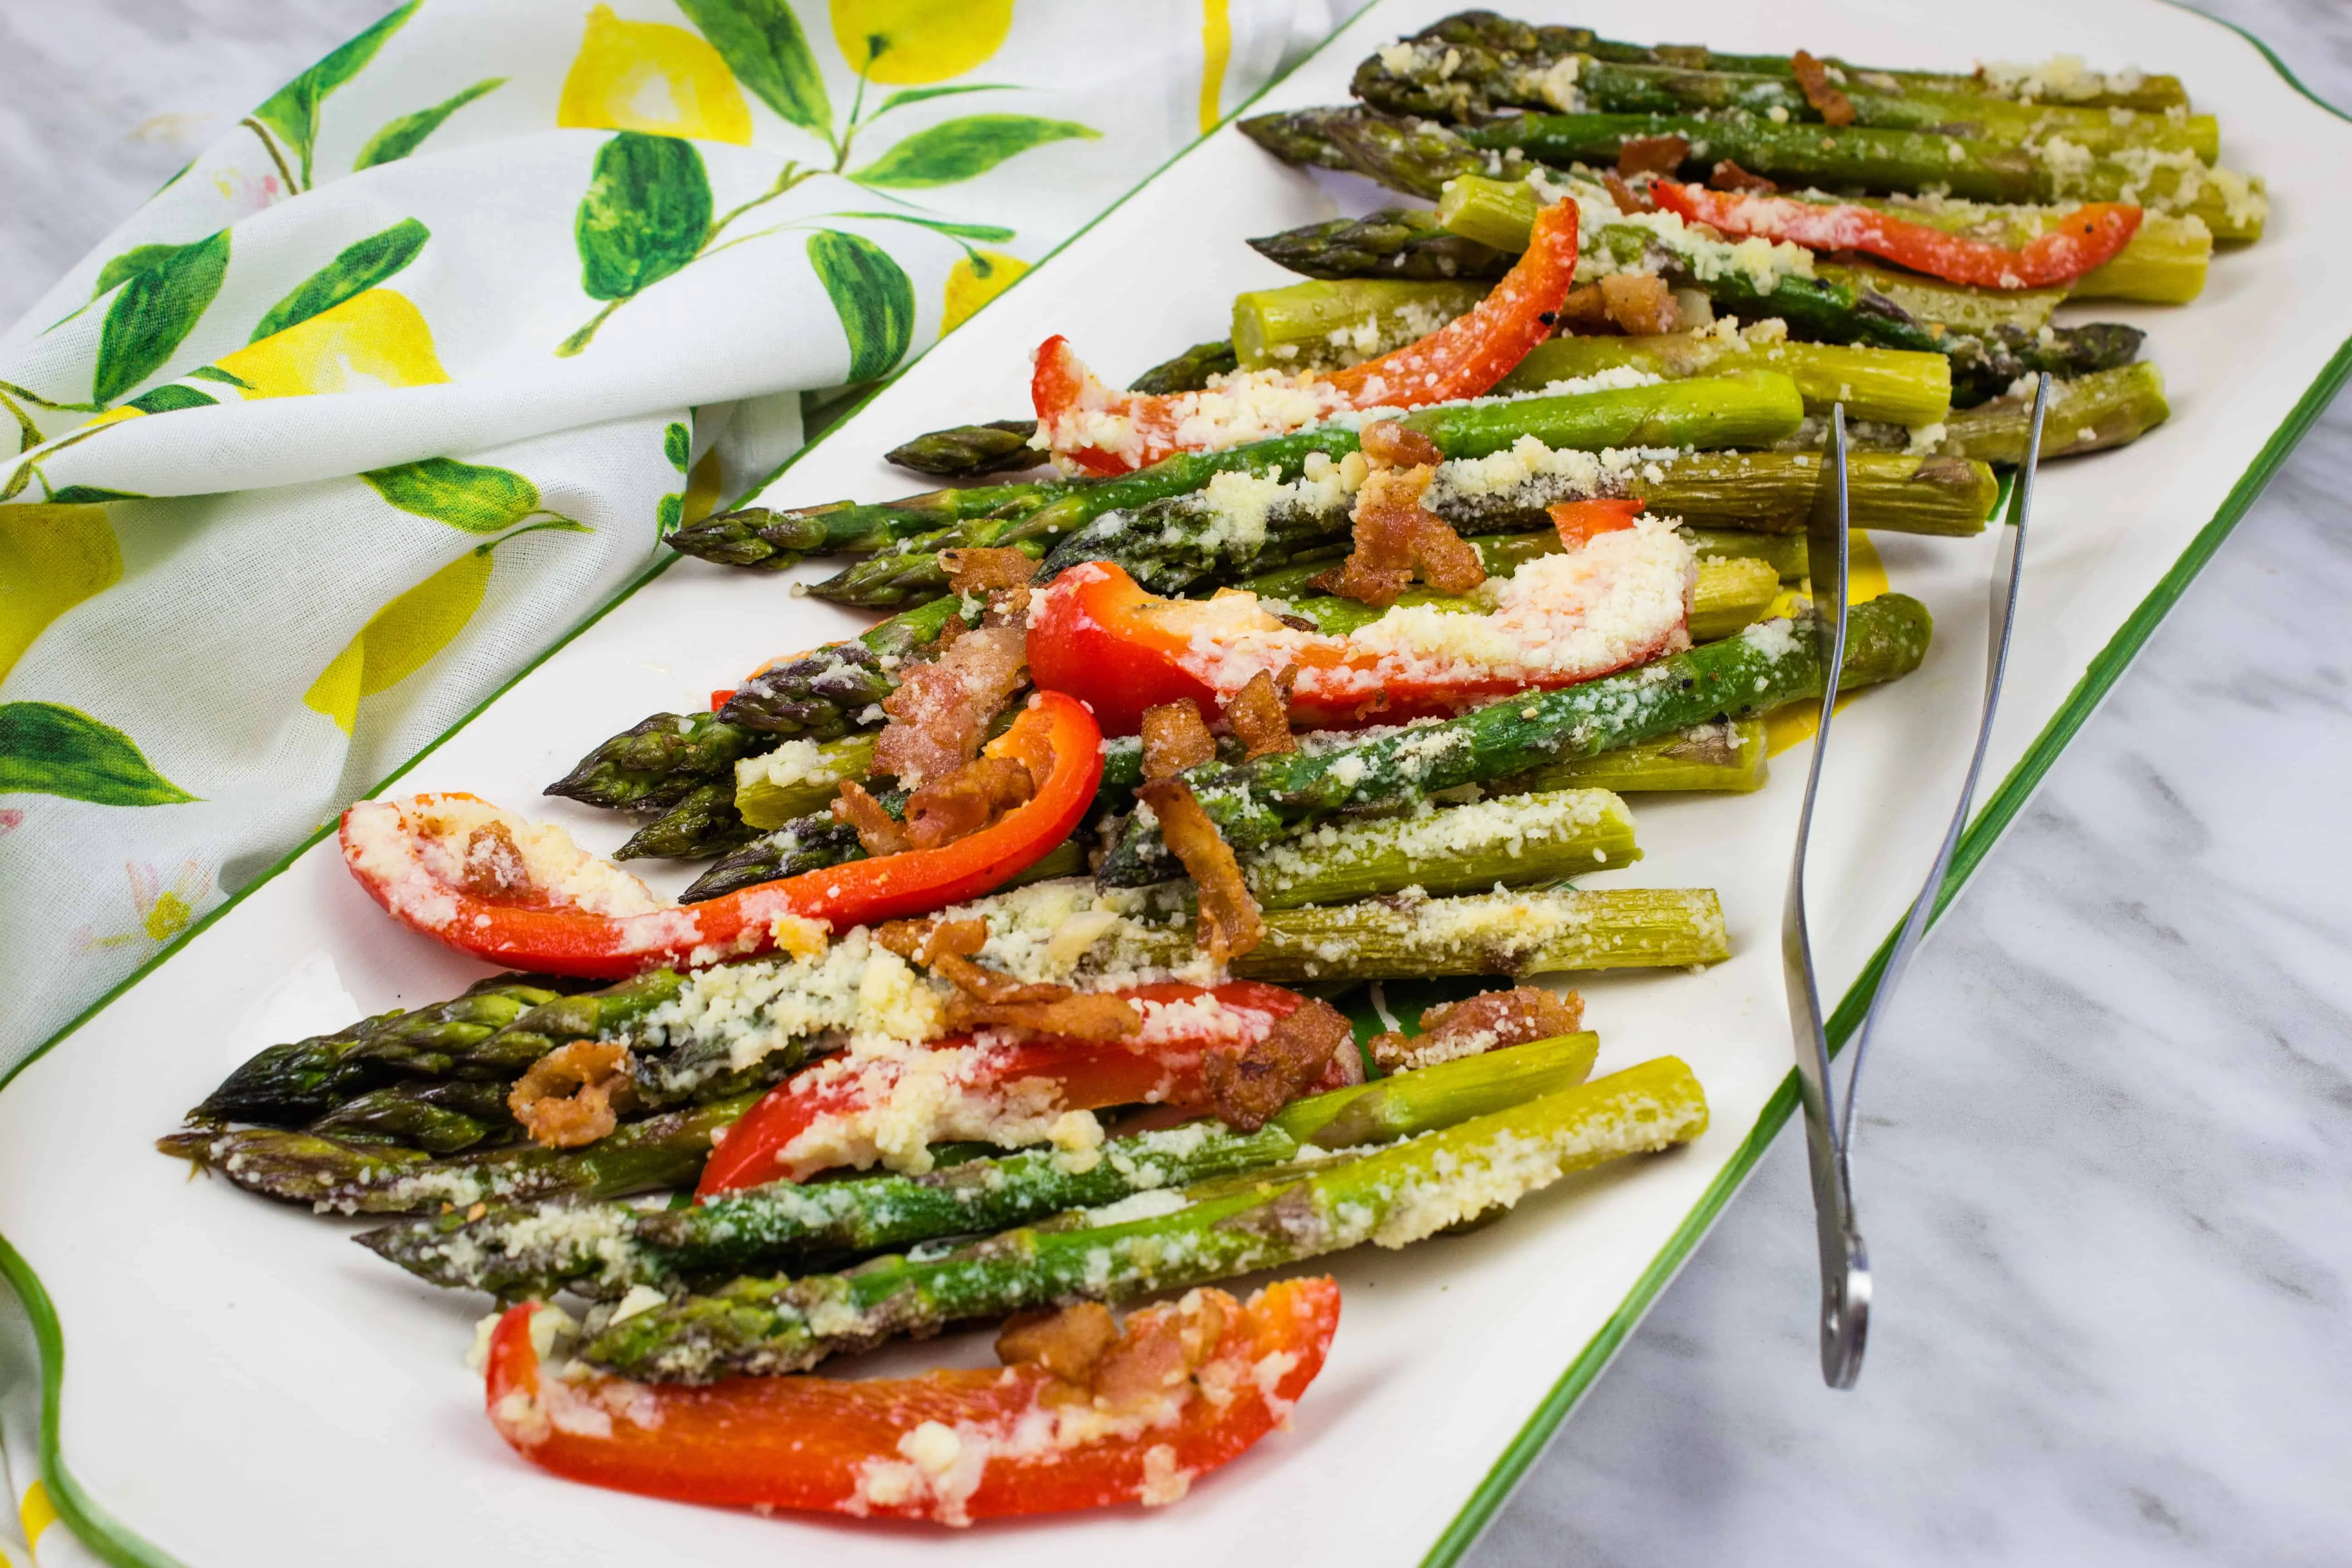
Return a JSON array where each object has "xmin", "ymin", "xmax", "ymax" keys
[
  {"xmin": 304, "ymin": 545, "xmax": 493, "ymax": 733},
  {"xmin": 1766, "ymin": 531, "xmax": 1890, "ymax": 756},
  {"xmin": 0, "ymin": 504, "xmax": 123, "ymax": 684},
  {"xmin": 831, "ymin": 0, "xmax": 1014, "ymax": 84},
  {"xmin": 217, "ymin": 290, "xmax": 450, "ymax": 400},
  {"xmin": 940, "ymin": 248, "xmax": 1029, "ymax": 333},
  {"xmin": 682, "ymin": 444, "xmax": 724, "ymax": 528},
  {"xmin": 560, "ymin": 4, "xmax": 753, "ymax": 144}
]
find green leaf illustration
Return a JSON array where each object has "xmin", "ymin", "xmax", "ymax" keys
[
  {"xmin": 850, "ymin": 115, "xmax": 1100, "ymax": 189},
  {"xmin": 674, "ymin": 0, "xmax": 832, "ymax": 139},
  {"xmin": 876, "ymin": 84, "xmax": 1012, "ymax": 115},
  {"xmin": 577, "ymin": 133, "xmax": 713, "ymax": 302},
  {"xmin": 93, "ymin": 230, "xmax": 230, "ymax": 406},
  {"xmin": 353, "ymin": 78, "xmax": 505, "ymax": 170},
  {"xmin": 92, "ymin": 244, "xmax": 186, "ymax": 299},
  {"xmin": 250, "ymin": 0, "xmax": 422, "ymax": 185},
  {"xmin": 361, "ymin": 457, "xmax": 541, "ymax": 534},
  {"xmin": 663, "ymin": 421, "xmax": 691, "ymax": 472},
  {"xmin": 833, "ymin": 211, "xmax": 1016, "ymax": 242},
  {"xmin": 125, "ymin": 385, "xmax": 218, "ymax": 414},
  {"xmin": 186, "ymin": 366, "xmax": 252, "ymax": 387},
  {"xmin": 806, "ymin": 230, "xmax": 914, "ymax": 383},
  {"xmin": 0, "ymin": 702, "xmax": 196, "ymax": 806},
  {"xmin": 251, "ymin": 217, "xmax": 430, "ymax": 343},
  {"xmin": 45, "ymin": 485, "xmax": 150, "ymax": 504},
  {"xmin": 657, "ymin": 492, "xmax": 685, "ymax": 534}
]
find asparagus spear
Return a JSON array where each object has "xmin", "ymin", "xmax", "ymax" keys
[
  {"xmin": 306, "ymin": 1079, "xmax": 514, "ymax": 1155},
  {"xmin": 579, "ymin": 1058, "xmax": 1709, "ymax": 1380},
  {"xmin": 879, "ymin": 341, "xmax": 1242, "ymax": 481},
  {"xmin": 714, "ymin": 593, "xmax": 966, "ymax": 732},
  {"xmin": 1459, "ymin": 113, "xmax": 2263, "ymax": 240},
  {"xmin": 1494, "ymin": 333, "xmax": 1952, "ymax": 427},
  {"xmin": 1502, "ymin": 718, "xmax": 1767, "ymax": 794},
  {"xmin": 1100, "ymin": 593, "xmax": 1931, "ymax": 883},
  {"xmin": 1930, "ymin": 361, "xmax": 2169, "ymax": 463},
  {"xmin": 823, "ymin": 372, "xmax": 1807, "ymax": 607},
  {"xmin": 1231, "ymin": 277, "xmax": 1489, "ymax": 371},
  {"xmin": 1248, "ymin": 207, "xmax": 1514, "ymax": 281},
  {"xmin": 732, "ymin": 732, "xmax": 877, "ymax": 829},
  {"xmin": 542, "ymin": 708, "xmax": 767, "ymax": 814},
  {"xmin": 165, "ymin": 1092, "xmax": 763, "ymax": 1215},
  {"xmin": 614, "ymin": 780, "xmax": 760, "ymax": 861},
  {"xmin": 681, "ymin": 814, "xmax": 867, "ymax": 902},
  {"xmin": 1238, "ymin": 103, "xmax": 1537, "ymax": 199},
  {"xmin": 665, "ymin": 483, "xmax": 1059, "ymax": 572},
  {"xmin": 1243, "ymin": 788, "xmax": 1638, "ymax": 907},
  {"xmin": 357, "ymin": 1031, "xmax": 1604, "ymax": 1297},
  {"xmin": 1275, "ymin": 554, "xmax": 1779, "ymax": 643},
  {"xmin": 1204, "ymin": 885, "xmax": 1729, "ymax": 980}
]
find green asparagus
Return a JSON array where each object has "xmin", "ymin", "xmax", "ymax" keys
[
  {"xmin": 1493, "ymin": 333, "xmax": 1952, "ymax": 427},
  {"xmin": 579, "ymin": 1058, "xmax": 1709, "ymax": 1380},
  {"xmin": 714, "ymin": 593, "xmax": 967, "ymax": 732},
  {"xmin": 1247, "ymin": 207, "xmax": 1514, "ymax": 281},
  {"xmin": 356, "ymin": 1031, "xmax": 1604, "ymax": 1298},
  {"xmin": 665, "ymin": 483, "xmax": 1056, "ymax": 572},
  {"xmin": 1932, "ymin": 361, "xmax": 2170, "ymax": 463},
  {"xmin": 543, "ymin": 707, "xmax": 766, "ymax": 813},
  {"xmin": 732, "ymin": 732, "xmax": 878, "ymax": 829},
  {"xmin": 613, "ymin": 780, "xmax": 760, "ymax": 861},
  {"xmin": 1230, "ymin": 277, "xmax": 1489, "ymax": 371},
  {"xmin": 1502, "ymin": 718, "xmax": 1768, "ymax": 794},
  {"xmin": 883, "ymin": 419, "xmax": 1042, "ymax": 479},
  {"xmin": 1100, "ymin": 593, "xmax": 1931, "ymax": 882},
  {"xmin": 1242, "ymin": 788, "xmax": 1638, "ymax": 907},
  {"xmin": 307, "ymin": 1079, "xmax": 514, "ymax": 1155}
]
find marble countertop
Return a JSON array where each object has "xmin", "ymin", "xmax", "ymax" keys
[{"xmin": 4, "ymin": 1, "xmax": 2347, "ymax": 1563}]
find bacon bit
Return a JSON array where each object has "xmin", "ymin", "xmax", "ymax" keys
[
  {"xmin": 832, "ymin": 780, "xmax": 912, "ymax": 857},
  {"xmin": 902, "ymin": 754, "xmax": 1035, "ymax": 851},
  {"xmin": 1089, "ymin": 1291, "xmax": 1229, "ymax": 1415},
  {"xmin": 876, "ymin": 916, "xmax": 988, "ymax": 964},
  {"xmin": 942, "ymin": 546, "xmax": 1037, "ymax": 622},
  {"xmin": 1368, "ymin": 985, "xmax": 1583, "ymax": 1074},
  {"xmin": 1598, "ymin": 272, "xmax": 1680, "ymax": 335},
  {"xmin": 1309, "ymin": 455, "xmax": 1485, "ymax": 607},
  {"xmin": 1202, "ymin": 996, "xmax": 1352, "ymax": 1132},
  {"xmin": 1601, "ymin": 170, "xmax": 1656, "ymax": 216},
  {"xmin": 1615, "ymin": 133, "xmax": 1690, "ymax": 177},
  {"xmin": 1555, "ymin": 284, "xmax": 1615, "ymax": 334},
  {"xmin": 932, "ymin": 951, "xmax": 1068, "ymax": 1005},
  {"xmin": 944, "ymin": 989, "xmax": 1144, "ymax": 1038},
  {"xmin": 873, "ymin": 623, "xmax": 1028, "ymax": 788},
  {"xmin": 1224, "ymin": 670, "xmax": 1297, "ymax": 760},
  {"xmin": 1791, "ymin": 50, "xmax": 1857, "ymax": 127},
  {"xmin": 1137, "ymin": 778, "xmax": 1263, "ymax": 962},
  {"xmin": 459, "ymin": 821, "xmax": 529, "ymax": 897},
  {"xmin": 1358, "ymin": 418, "xmax": 1442, "ymax": 470},
  {"xmin": 508, "ymin": 1040, "xmax": 638, "ymax": 1149},
  {"xmin": 1141, "ymin": 699, "xmax": 1217, "ymax": 780},
  {"xmin": 998, "ymin": 1301, "xmax": 1120, "ymax": 1383},
  {"xmin": 1709, "ymin": 159, "xmax": 1779, "ymax": 195}
]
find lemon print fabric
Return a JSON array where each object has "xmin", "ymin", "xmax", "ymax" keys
[
  {"xmin": 560, "ymin": 5, "xmax": 754, "ymax": 144},
  {"xmin": 941, "ymin": 248, "xmax": 1029, "ymax": 332},
  {"xmin": 831, "ymin": 0, "xmax": 1014, "ymax": 84},
  {"xmin": 0, "ymin": 505, "xmax": 122, "ymax": 684},
  {"xmin": 304, "ymin": 544, "xmax": 495, "ymax": 734},
  {"xmin": 216, "ymin": 289, "xmax": 449, "ymax": 399}
]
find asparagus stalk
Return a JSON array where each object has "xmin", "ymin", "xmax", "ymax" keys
[
  {"xmin": 665, "ymin": 484, "xmax": 1060, "ymax": 572},
  {"xmin": 1276, "ymin": 554, "xmax": 1779, "ymax": 643},
  {"xmin": 1248, "ymin": 207, "xmax": 1514, "ymax": 281},
  {"xmin": 1931, "ymin": 362, "xmax": 2170, "ymax": 463},
  {"xmin": 357, "ymin": 1032, "xmax": 1605, "ymax": 1298},
  {"xmin": 681, "ymin": 814, "xmax": 867, "ymax": 902},
  {"xmin": 543, "ymin": 708, "xmax": 768, "ymax": 813},
  {"xmin": 1242, "ymin": 788, "xmax": 1638, "ymax": 907},
  {"xmin": 878, "ymin": 341, "xmax": 1241, "ymax": 481},
  {"xmin": 579, "ymin": 1058, "xmax": 1710, "ymax": 1380},
  {"xmin": 1503, "ymin": 718, "xmax": 1767, "ymax": 794},
  {"xmin": 1235, "ymin": 103, "xmax": 1536, "ymax": 198},
  {"xmin": 1231, "ymin": 278, "xmax": 1489, "ymax": 371},
  {"xmin": 1818, "ymin": 260, "xmax": 2062, "ymax": 336},
  {"xmin": 1459, "ymin": 113, "xmax": 2263, "ymax": 240},
  {"xmin": 1100, "ymin": 593, "xmax": 1931, "ymax": 883},
  {"xmin": 732, "ymin": 732, "xmax": 878, "ymax": 829},
  {"xmin": 1216, "ymin": 886, "xmax": 1729, "ymax": 980},
  {"xmin": 714, "ymin": 593, "xmax": 966, "ymax": 732},
  {"xmin": 613, "ymin": 780, "xmax": 760, "ymax": 862},
  {"xmin": 1684, "ymin": 527, "xmax": 1807, "ymax": 580},
  {"xmin": 164, "ymin": 1092, "xmax": 762, "ymax": 1216},
  {"xmin": 826, "ymin": 372, "xmax": 1806, "ymax": 608},
  {"xmin": 1494, "ymin": 333, "xmax": 1952, "ymax": 427},
  {"xmin": 306, "ymin": 1079, "xmax": 514, "ymax": 1155}
]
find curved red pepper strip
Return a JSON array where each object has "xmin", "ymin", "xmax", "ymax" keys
[
  {"xmin": 1548, "ymin": 496, "xmax": 1646, "ymax": 546},
  {"xmin": 1649, "ymin": 182, "xmax": 2142, "ymax": 290},
  {"xmin": 1031, "ymin": 200, "xmax": 1581, "ymax": 474},
  {"xmin": 340, "ymin": 691, "xmax": 1103, "ymax": 979},
  {"xmin": 484, "ymin": 1279, "xmax": 1339, "ymax": 1523},
  {"xmin": 697, "ymin": 980, "xmax": 1319, "ymax": 1194}
]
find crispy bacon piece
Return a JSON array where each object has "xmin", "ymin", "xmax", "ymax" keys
[
  {"xmin": 873, "ymin": 623, "xmax": 1028, "ymax": 787},
  {"xmin": 1141, "ymin": 699, "xmax": 1218, "ymax": 779},
  {"xmin": 1616, "ymin": 133, "xmax": 1690, "ymax": 177},
  {"xmin": 832, "ymin": 780, "xmax": 912, "ymax": 857},
  {"xmin": 884, "ymin": 915, "xmax": 1145, "ymax": 1033},
  {"xmin": 1000, "ymin": 1292, "xmax": 1232, "ymax": 1417},
  {"xmin": 1601, "ymin": 170, "xmax": 1656, "ymax": 216},
  {"xmin": 1556, "ymin": 284, "xmax": 1613, "ymax": 333},
  {"xmin": 1202, "ymin": 996, "xmax": 1352, "ymax": 1132},
  {"xmin": 1137, "ymin": 778, "xmax": 1263, "ymax": 961},
  {"xmin": 1309, "ymin": 447, "xmax": 1486, "ymax": 606},
  {"xmin": 942, "ymin": 545, "xmax": 1038, "ymax": 622},
  {"xmin": 1791, "ymin": 50, "xmax": 1857, "ymax": 127},
  {"xmin": 1599, "ymin": 273, "xmax": 1681, "ymax": 336},
  {"xmin": 997, "ymin": 1301, "xmax": 1120, "ymax": 1384},
  {"xmin": 508, "ymin": 1039, "xmax": 638, "ymax": 1149},
  {"xmin": 876, "ymin": 915, "xmax": 988, "ymax": 964},
  {"xmin": 1709, "ymin": 159, "xmax": 1779, "ymax": 195},
  {"xmin": 1224, "ymin": 670, "xmax": 1297, "ymax": 760},
  {"xmin": 944, "ymin": 989, "xmax": 1145, "ymax": 1038},
  {"xmin": 903, "ymin": 754, "xmax": 1036, "ymax": 851},
  {"xmin": 1368, "ymin": 985, "xmax": 1583, "ymax": 1074},
  {"xmin": 1359, "ymin": 419, "xmax": 1442, "ymax": 469}
]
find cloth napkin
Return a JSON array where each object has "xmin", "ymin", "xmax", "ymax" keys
[{"xmin": 0, "ymin": 0, "xmax": 1348, "ymax": 1558}]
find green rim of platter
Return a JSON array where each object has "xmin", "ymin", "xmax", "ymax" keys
[{"xmin": 3, "ymin": 5, "xmax": 2346, "ymax": 1564}]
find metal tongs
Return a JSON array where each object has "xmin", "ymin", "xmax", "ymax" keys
[{"xmin": 1784, "ymin": 379, "xmax": 2052, "ymax": 1388}]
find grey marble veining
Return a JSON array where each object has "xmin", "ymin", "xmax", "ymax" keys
[{"xmin": 2, "ymin": 2, "xmax": 2348, "ymax": 1563}]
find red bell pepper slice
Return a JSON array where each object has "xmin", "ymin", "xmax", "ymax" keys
[
  {"xmin": 1031, "ymin": 199, "xmax": 1581, "ymax": 474},
  {"xmin": 1648, "ymin": 182, "xmax": 2142, "ymax": 290},
  {"xmin": 697, "ymin": 980, "xmax": 1327, "ymax": 1194},
  {"xmin": 1548, "ymin": 496, "xmax": 1646, "ymax": 546},
  {"xmin": 1027, "ymin": 553, "xmax": 1689, "ymax": 735},
  {"xmin": 340, "ymin": 691, "xmax": 1102, "ymax": 979},
  {"xmin": 483, "ymin": 1278, "xmax": 1340, "ymax": 1524}
]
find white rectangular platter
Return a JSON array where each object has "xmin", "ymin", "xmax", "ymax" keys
[{"xmin": 4, "ymin": 0, "xmax": 2349, "ymax": 1563}]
